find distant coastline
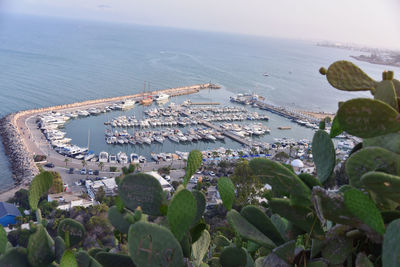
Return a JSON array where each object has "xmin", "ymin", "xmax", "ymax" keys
[{"xmin": 317, "ymin": 42, "xmax": 400, "ymax": 67}]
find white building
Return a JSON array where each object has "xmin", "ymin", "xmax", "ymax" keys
[
  {"xmin": 48, "ymin": 193, "xmax": 94, "ymax": 211},
  {"xmin": 145, "ymin": 171, "xmax": 174, "ymax": 193}
]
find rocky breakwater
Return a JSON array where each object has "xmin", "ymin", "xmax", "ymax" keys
[{"xmin": 0, "ymin": 113, "xmax": 38, "ymax": 186}]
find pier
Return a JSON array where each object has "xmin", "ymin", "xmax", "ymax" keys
[
  {"xmin": 188, "ymin": 102, "xmax": 220, "ymax": 105},
  {"xmin": 199, "ymin": 120, "xmax": 252, "ymax": 147}
]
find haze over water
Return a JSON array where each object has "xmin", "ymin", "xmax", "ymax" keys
[{"xmin": 1, "ymin": 14, "xmax": 399, "ymax": 190}]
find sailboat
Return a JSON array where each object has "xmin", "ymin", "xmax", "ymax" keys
[{"xmin": 140, "ymin": 81, "xmax": 153, "ymax": 106}]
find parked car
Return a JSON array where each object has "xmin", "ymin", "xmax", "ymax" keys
[
  {"xmin": 44, "ymin": 163, "xmax": 54, "ymax": 168},
  {"xmin": 209, "ymin": 171, "xmax": 216, "ymax": 177},
  {"xmin": 80, "ymin": 168, "xmax": 87, "ymax": 175},
  {"xmin": 164, "ymin": 175, "xmax": 171, "ymax": 182},
  {"xmin": 68, "ymin": 168, "xmax": 74, "ymax": 174},
  {"xmin": 88, "ymin": 169, "xmax": 94, "ymax": 175},
  {"xmin": 93, "ymin": 170, "xmax": 99, "ymax": 175},
  {"xmin": 189, "ymin": 176, "xmax": 198, "ymax": 184}
]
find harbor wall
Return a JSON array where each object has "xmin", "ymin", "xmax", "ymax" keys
[{"xmin": 0, "ymin": 83, "xmax": 219, "ymax": 188}]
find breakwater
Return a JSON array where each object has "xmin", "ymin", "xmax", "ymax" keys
[
  {"xmin": 0, "ymin": 83, "xmax": 219, "ymax": 187},
  {"xmin": 0, "ymin": 115, "xmax": 39, "ymax": 186}
]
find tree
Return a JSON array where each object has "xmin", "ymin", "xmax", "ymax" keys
[
  {"xmin": 230, "ymin": 159, "xmax": 261, "ymax": 208},
  {"xmin": 98, "ymin": 162, "xmax": 104, "ymax": 171},
  {"xmin": 96, "ymin": 186, "xmax": 106, "ymax": 203},
  {"xmin": 81, "ymin": 159, "xmax": 87, "ymax": 169},
  {"xmin": 250, "ymin": 147, "xmax": 257, "ymax": 155},
  {"xmin": 49, "ymin": 171, "xmax": 63, "ymax": 194},
  {"xmin": 8, "ymin": 189, "xmax": 30, "ymax": 210},
  {"xmin": 64, "ymin": 157, "xmax": 69, "ymax": 167},
  {"xmin": 225, "ymin": 149, "xmax": 232, "ymax": 156}
]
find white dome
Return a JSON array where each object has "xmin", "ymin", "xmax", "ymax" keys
[{"xmin": 291, "ymin": 159, "xmax": 304, "ymax": 168}]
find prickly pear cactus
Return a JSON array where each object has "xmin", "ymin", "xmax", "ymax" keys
[
  {"xmin": 361, "ymin": 171, "xmax": 400, "ymax": 203},
  {"xmin": 249, "ymin": 158, "xmax": 311, "ymax": 207},
  {"xmin": 184, "ymin": 150, "xmax": 203, "ymax": 187},
  {"xmin": 217, "ymin": 177, "xmax": 235, "ymax": 211},
  {"xmin": 27, "ymin": 224, "xmax": 55, "ymax": 266},
  {"xmin": 344, "ymin": 189, "xmax": 385, "ymax": 235},
  {"xmin": 219, "ymin": 246, "xmax": 247, "ymax": 267},
  {"xmin": 214, "ymin": 235, "xmax": 231, "ymax": 248},
  {"xmin": 0, "ymin": 225, "xmax": 6, "ymax": 255},
  {"xmin": 364, "ymin": 132, "xmax": 400, "ymax": 154},
  {"xmin": 336, "ymin": 98, "xmax": 400, "ymax": 138},
  {"xmin": 321, "ymin": 225, "xmax": 353, "ymax": 265},
  {"xmin": 272, "ymin": 240, "xmax": 295, "ymax": 264},
  {"xmin": 128, "ymin": 221, "xmax": 183, "ymax": 267},
  {"xmin": 60, "ymin": 250, "xmax": 78, "ymax": 267},
  {"xmin": 192, "ymin": 230, "xmax": 211, "ymax": 267},
  {"xmin": 118, "ymin": 173, "xmax": 164, "ymax": 216},
  {"xmin": 269, "ymin": 198, "xmax": 324, "ymax": 238},
  {"xmin": 374, "ymin": 78, "xmax": 398, "ymax": 110},
  {"xmin": 29, "ymin": 171, "xmax": 54, "ymax": 210},
  {"xmin": 227, "ymin": 209, "xmax": 276, "ymax": 249},
  {"xmin": 329, "ymin": 116, "xmax": 343, "ymax": 138},
  {"xmin": 107, "ymin": 206, "xmax": 132, "ymax": 234},
  {"xmin": 57, "ymin": 218, "xmax": 85, "ymax": 247},
  {"xmin": 75, "ymin": 251, "xmax": 102, "ymax": 267},
  {"xmin": 55, "ymin": 236, "xmax": 66, "ymax": 264},
  {"xmin": 240, "ymin": 205, "xmax": 285, "ymax": 245},
  {"xmin": 0, "ymin": 247, "xmax": 30, "ymax": 267},
  {"xmin": 167, "ymin": 189, "xmax": 197, "ymax": 241},
  {"xmin": 382, "ymin": 218, "xmax": 400, "ymax": 267},
  {"xmin": 322, "ymin": 60, "xmax": 377, "ymax": 91},
  {"xmin": 355, "ymin": 252, "xmax": 373, "ymax": 267},
  {"xmin": 298, "ymin": 173, "xmax": 321, "ymax": 189},
  {"xmin": 312, "ymin": 130, "xmax": 336, "ymax": 183},
  {"xmin": 345, "ymin": 147, "xmax": 399, "ymax": 188},
  {"xmin": 192, "ymin": 190, "xmax": 206, "ymax": 225},
  {"xmin": 95, "ymin": 252, "xmax": 135, "ymax": 267}
]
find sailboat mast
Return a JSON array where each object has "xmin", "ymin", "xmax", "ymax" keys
[{"xmin": 87, "ymin": 128, "xmax": 90, "ymax": 151}]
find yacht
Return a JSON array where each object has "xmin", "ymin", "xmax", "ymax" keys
[
  {"xmin": 84, "ymin": 152, "xmax": 95, "ymax": 161},
  {"xmin": 99, "ymin": 151, "xmax": 109, "ymax": 163},
  {"xmin": 168, "ymin": 135, "xmax": 180, "ymax": 143},
  {"xmin": 154, "ymin": 93, "xmax": 169, "ymax": 102},
  {"xmin": 138, "ymin": 156, "xmax": 146, "ymax": 163},
  {"xmin": 154, "ymin": 135, "xmax": 165, "ymax": 143},
  {"xmin": 130, "ymin": 153, "xmax": 139, "ymax": 164},
  {"xmin": 140, "ymin": 97, "xmax": 153, "ymax": 106},
  {"xmin": 109, "ymin": 154, "xmax": 117, "ymax": 164},
  {"xmin": 119, "ymin": 99, "xmax": 135, "ymax": 110},
  {"xmin": 117, "ymin": 152, "xmax": 129, "ymax": 164}
]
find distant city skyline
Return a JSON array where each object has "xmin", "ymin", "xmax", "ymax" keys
[{"xmin": 2, "ymin": 0, "xmax": 400, "ymax": 49}]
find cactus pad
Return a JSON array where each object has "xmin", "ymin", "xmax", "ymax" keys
[
  {"xmin": 337, "ymin": 98, "xmax": 400, "ymax": 138},
  {"xmin": 325, "ymin": 60, "xmax": 376, "ymax": 91},
  {"xmin": 184, "ymin": 150, "xmax": 203, "ymax": 187},
  {"xmin": 107, "ymin": 206, "xmax": 132, "ymax": 234},
  {"xmin": 60, "ymin": 250, "xmax": 78, "ymax": 267},
  {"xmin": 219, "ymin": 246, "xmax": 247, "ymax": 267},
  {"xmin": 29, "ymin": 171, "xmax": 53, "ymax": 210},
  {"xmin": 249, "ymin": 158, "xmax": 311, "ymax": 207},
  {"xmin": 75, "ymin": 251, "xmax": 102, "ymax": 267},
  {"xmin": 329, "ymin": 116, "xmax": 343, "ymax": 138},
  {"xmin": 382, "ymin": 218, "xmax": 400, "ymax": 267},
  {"xmin": 361, "ymin": 171, "xmax": 400, "ymax": 203},
  {"xmin": 298, "ymin": 173, "xmax": 322, "ymax": 189},
  {"xmin": 364, "ymin": 132, "xmax": 400, "ymax": 154},
  {"xmin": 57, "ymin": 218, "xmax": 85, "ymax": 247},
  {"xmin": 192, "ymin": 190, "xmax": 206, "ymax": 225},
  {"xmin": 0, "ymin": 225, "xmax": 6, "ymax": 255},
  {"xmin": 240, "ymin": 205, "xmax": 285, "ymax": 245},
  {"xmin": 192, "ymin": 230, "xmax": 211, "ymax": 267},
  {"xmin": 345, "ymin": 147, "xmax": 399, "ymax": 188},
  {"xmin": 321, "ymin": 225, "xmax": 353, "ymax": 265},
  {"xmin": 27, "ymin": 224, "xmax": 55, "ymax": 266},
  {"xmin": 374, "ymin": 80, "xmax": 398, "ymax": 110},
  {"xmin": 95, "ymin": 252, "xmax": 135, "ymax": 267},
  {"xmin": 269, "ymin": 198, "xmax": 324, "ymax": 238},
  {"xmin": 167, "ymin": 189, "xmax": 197, "ymax": 241},
  {"xmin": 344, "ymin": 189, "xmax": 385, "ymax": 235},
  {"xmin": 128, "ymin": 221, "xmax": 183, "ymax": 267},
  {"xmin": 355, "ymin": 252, "xmax": 373, "ymax": 267},
  {"xmin": 55, "ymin": 236, "xmax": 66, "ymax": 264},
  {"xmin": 119, "ymin": 173, "xmax": 164, "ymax": 216},
  {"xmin": 217, "ymin": 177, "xmax": 235, "ymax": 211},
  {"xmin": 0, "ymin": 247, "xmax": 30, "ymax": 267},
  {"xmin": 227, "ymin": 209, "xmax": 276, "ymax": 249},
  {"xmin": 214, "ymin": 235, "xmax": 231, "ymax": 248},
  {"xmin": 312, "ymin": 130, "xmax": 336, "ymax": 183},
  {"xmin": 272, "ymin": 240, "xmax": 295, "ymax": 263}
]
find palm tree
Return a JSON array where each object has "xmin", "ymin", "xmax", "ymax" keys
[
  {"xmin": 98, "ymin": 162, "xmax": 104, "ymax": 171},
  {"xmin": 225, "ymin": 149, "xmax": 232, "ymax": 156},
  {"xmin": 81, "ymin": 159, "xmax": 87, "ymax": 169},
  {"xmin": 64, "ymin": 157, "xmax": 69, "ymax": 167},
  {"xmin": 238, "ymin": 151, "xmax": 244, "ymax": 157},
  {"xmin": 250, "ymin": 147, "xmax": 257, "ymax": 155},
  {"xmin": 212, "ymin": 151, "xmax": 219, "ymax": 159}
]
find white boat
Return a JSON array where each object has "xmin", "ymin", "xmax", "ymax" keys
[
  {"xmin": 138, "ymin": 156, "xmax": 146, "ymax": 163},
  {"xmin": 130, "ymin": 153, "xmax": 139, "ymax": 164},
  {"xmin": 99, "ymin": 151, "xmax": 109, "ymax": 163},
  {"xmin": 84, "ymin": 152, "xmax": 95, "ymax": 161},
  {"xmin": 75, "ymin": 154, "xmax": 84, "ymax": 160},
  {"xmin": 168, "ymin": 135, "xmax": 180, "ymax": 143},
  {"xmin": 117, "ymin": 152, "xmax": 129, "ymax": 164},
  {"xmin": 176, "ymin": 132, "xmax": 187, "ymax": 142},
  {"xmin": 109, "ymin": 154, "xmax": 117, "ymax": 164},
  {"xmin": 154, "ymin": 93, "xmax": 169, "ymax": 102},
  {"xmin": 119, "ymin": 99, "xmax": 135, "ymax": 110},
  {"xmin": 154, "ymin": 136, "xmax": 165, "ymax": 143}
]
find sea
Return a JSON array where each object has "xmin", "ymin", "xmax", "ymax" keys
[{"xmin": 1, "ymin": 14, "xmax": 399, "ymax": 190}]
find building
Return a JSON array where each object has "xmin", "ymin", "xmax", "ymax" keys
[
  {"xmin": 48, "ymin": 193, "xmax": 95, "ymax": 211},
  {"xmin": 0, "ymin": 202, "xmax": 21, "ymax": 226},
  {"xmin": 145, "ymin": 171, "xmax": 174, "ymax": 193}
]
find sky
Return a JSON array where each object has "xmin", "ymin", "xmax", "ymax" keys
[{"xmin": 2, "ymin": 0, "xmax": 400, "ymax": 49}]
